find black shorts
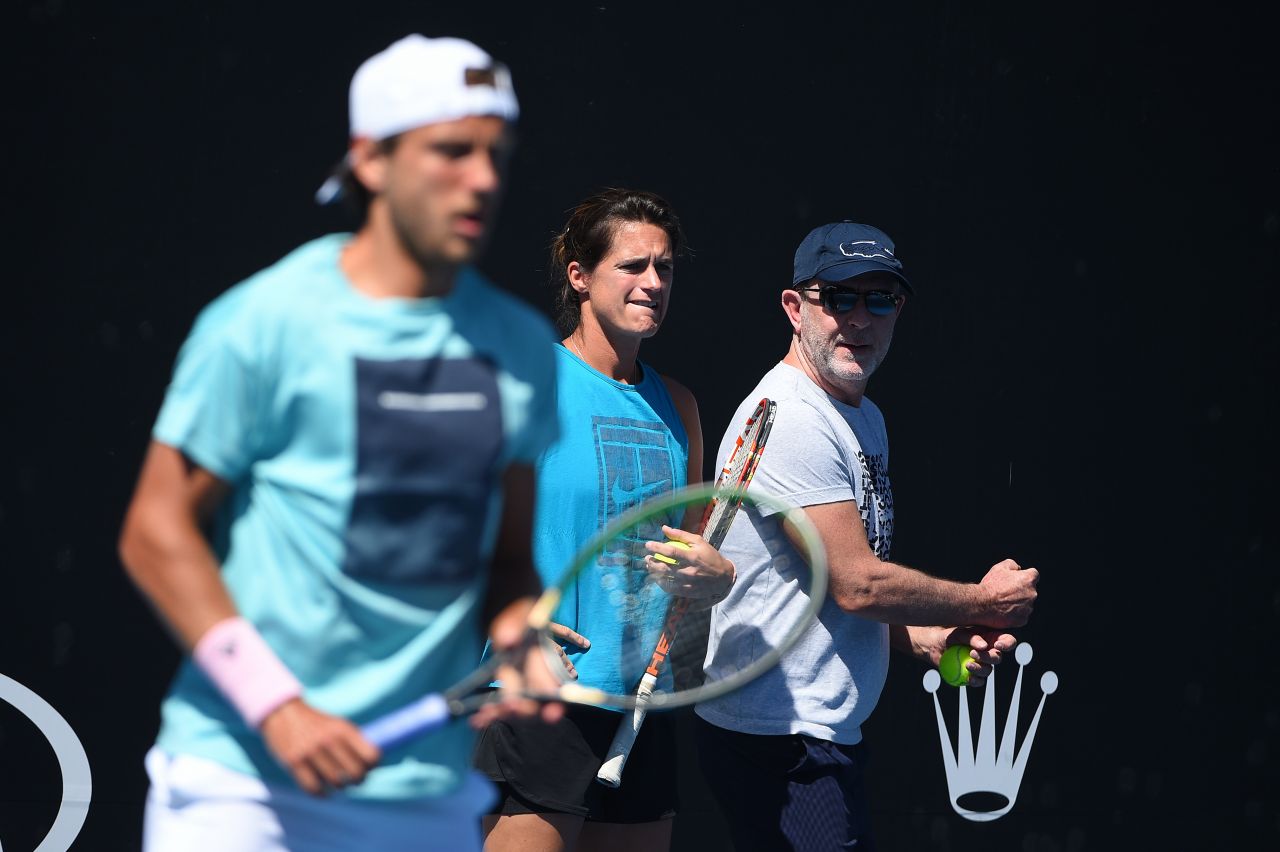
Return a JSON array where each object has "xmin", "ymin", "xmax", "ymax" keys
[{"xmin": 473, "ymin": 702, "xmax": 679, "ymax": 823}]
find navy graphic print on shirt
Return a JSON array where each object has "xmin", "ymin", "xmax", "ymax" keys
[
  {"xmin": 345, "ymin": 356, "xmax": 503, "ymax": 583},
  {"xmin": 589, "ymin": 415, "xmax": 680, "ymax": 677}
]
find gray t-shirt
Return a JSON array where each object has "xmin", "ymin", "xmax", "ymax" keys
[{"xmin": 696, "ymin": 362, "xmax": 893, "ymax": 744}]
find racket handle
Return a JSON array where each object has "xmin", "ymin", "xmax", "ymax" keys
[
  {"xmin": 361, "ymin": 694, "xmax": 450, "ymax": 751},
  {"xmin": 596, "ymin": 675, "xmax": 656, "ymax": 788}
]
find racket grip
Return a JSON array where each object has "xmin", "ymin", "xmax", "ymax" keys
[
  {"xmin": 596, "ymin": 675, "xmax": 656, "ymax": 788},
  {"xmin": 361, "ymin": 694, "xmax": 450, "ymax": 751}
]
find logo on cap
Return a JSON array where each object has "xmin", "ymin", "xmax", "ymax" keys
[
  {"xmin": 838, "ymin": 240, "xmax": 901, "ymax": 268},
  {"xmin": 464, "ymin": 67, "xmax": 499, "ymax": 87}
]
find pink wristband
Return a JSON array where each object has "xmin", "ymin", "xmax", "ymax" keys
[{"xmin": 193, "ymin": 617, "xmax": 303, "ymax": 729}]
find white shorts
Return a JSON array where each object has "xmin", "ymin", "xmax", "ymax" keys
[{"xmin": 143, "ymin": 747, "xmax": 495, "ymax": 852}]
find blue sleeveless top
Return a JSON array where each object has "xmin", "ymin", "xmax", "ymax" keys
[{"xmin": 533, "ymin": 344, "xmax": 689, "ymax": 699}]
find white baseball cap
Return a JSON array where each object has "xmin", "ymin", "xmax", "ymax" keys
[
  {"xmin": 317, "ymin": 35, "xmax": 518, "ymax": 204},
  {"xmin": 349, "ymin": 34, "xmax": 518, "ymax": 140}
]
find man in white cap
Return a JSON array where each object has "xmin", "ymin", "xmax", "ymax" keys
[{"xmin": 119, "ymin": 35, "xmax": 559, "ymax": 851}]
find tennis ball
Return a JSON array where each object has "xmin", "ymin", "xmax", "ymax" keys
[
  {"xmin": 938, "ymin": 645, "xmax": 974, "ymax": 687},
  {"xmin": 652, "ymin": 540, "xmax": 691, "ymax": 565}
]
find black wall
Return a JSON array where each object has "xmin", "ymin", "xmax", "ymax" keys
[{"xmin": 4, "ymin": 2, "xmax": 1277, "ymax": 849}]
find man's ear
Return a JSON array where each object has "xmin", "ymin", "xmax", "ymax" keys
[
  {"xmin": 348, "ymin": 136, "xmax": 389, "ymax": 196},
  {"xmin": 781, "ymin": 289, "xmax": 804, "ymax": 333}
]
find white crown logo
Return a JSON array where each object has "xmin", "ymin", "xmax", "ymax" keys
[{"xmin": 922, "ymin": 642, "xmax": 1058, "ymax": 822}]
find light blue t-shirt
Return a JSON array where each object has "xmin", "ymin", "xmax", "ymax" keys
[
  {"xmin": 533, "ymin": 346, "xmax": 688, "ymax": 700},
  {"xmin": 152, "ymin": 234, "xmax": 558, "ymax": 799},
  {"xmin": 697, "ymin": 363, "xmax": 893, "ymax": 745}
]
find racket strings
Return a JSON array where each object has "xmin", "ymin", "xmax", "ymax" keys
[
  {"xmin": 362, "ymin": 479, "xmax": 823, "ymax": 754},
  {"xmin": 559, "ymin": 468, "xmax": 815, "ymax": 707}
]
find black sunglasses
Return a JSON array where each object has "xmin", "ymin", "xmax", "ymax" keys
[{"xmin": 795, "ymin": 286, "xmax": 903, "ymax": 317}]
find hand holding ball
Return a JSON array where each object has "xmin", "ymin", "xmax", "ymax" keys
[
  {"xmin": 938, "ymin": 645, "xmax": 974, "ymax": 687},
  {"xmin": 652, "ymin": 540, "xmax": 691, "ymax": 565}
]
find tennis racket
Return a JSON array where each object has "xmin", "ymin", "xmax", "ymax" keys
[
  {"xmin": 596, "ymin": 397, "xmax": 777, "ymax": 787},
  {"xmin": 360, "ymin": 478, "xmax": 821, "ymax": 752}
]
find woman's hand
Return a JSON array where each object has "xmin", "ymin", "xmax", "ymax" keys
[{"xmin": 645, "ymin": 524, "xmax": 736, "ymax": 602}]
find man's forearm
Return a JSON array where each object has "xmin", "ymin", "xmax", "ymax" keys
[
  {"xmin": 830, "ymin": 556, "xmax": 990, "ymax": 627},
  {"xmin": 481, "ymin": 561, "xmax": 542, "ymax": 629}
]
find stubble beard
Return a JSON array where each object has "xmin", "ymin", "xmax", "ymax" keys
[
  {"xmin": 385, "ymin": 189, "xmax": 480, "ymax": 275},
  {"xmin": 798, "ymin": 314, "xmax": 890, "ymax": 394}
]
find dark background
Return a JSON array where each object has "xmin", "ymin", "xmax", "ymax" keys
[{"xmin": 4, "ymin": 1, "xmax": 1277, "ymax": 849}]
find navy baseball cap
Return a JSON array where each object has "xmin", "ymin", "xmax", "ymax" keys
[{"xmin": 792, "ymin": 221, "xmax": 913, "ymax": 294}]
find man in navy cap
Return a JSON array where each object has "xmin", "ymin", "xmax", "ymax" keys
[{"xmin": 692, "ymin": 222, "xmax": 1041, "ymax": 850}]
